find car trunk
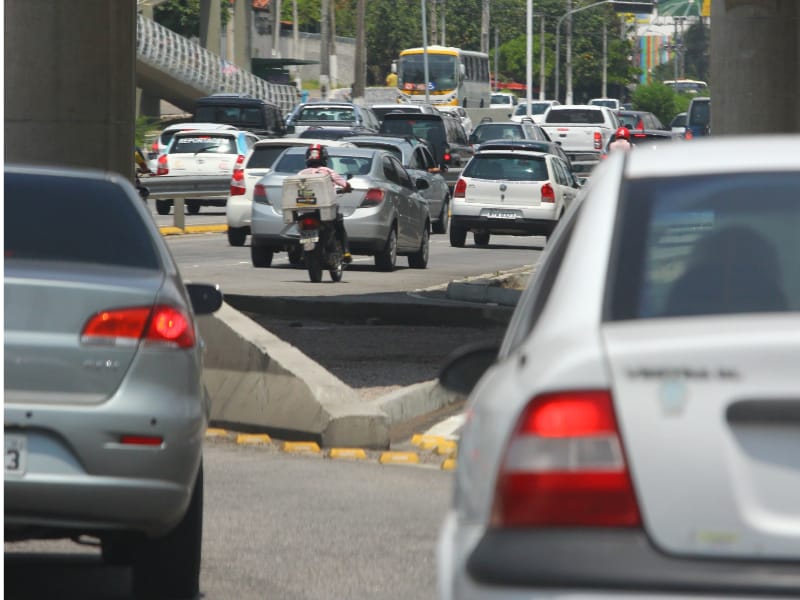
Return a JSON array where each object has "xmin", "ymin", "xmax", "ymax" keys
[
  {"xmin": 4, "ymin": 263, "xmax": 164, "ymax": 405},
  {"xmin": 466, "ymin": 178, "xmax": 544, "ymax": 209},
  {"xmin": 602, "ymin": 317, "xmax": 800, "ymax": 561}
]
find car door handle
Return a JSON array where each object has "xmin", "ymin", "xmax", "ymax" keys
[{"xmin": 726, "ymin": 399, "xmax": 800, "ymax": 425}]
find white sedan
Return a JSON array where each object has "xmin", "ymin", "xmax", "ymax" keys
[{"xmin": 437, "ymin": 134, "xmax": 800, "ymax": 600}]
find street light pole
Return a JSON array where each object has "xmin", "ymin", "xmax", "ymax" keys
[
  {"xmin": 526, "ymin": 0, "xmax": 532, "ymax": 115},
  {"xmin": 422, "ymin": 0, "xmax": 430, "ymax": 104}
]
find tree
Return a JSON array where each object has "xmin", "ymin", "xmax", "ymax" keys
[
  {"xmin": 154, "ymin": 0, "xmax": 230, "ymax": 38},
  {"xmin": 631, "ymin": 82, "xmax": 684, "ymax": 124}
]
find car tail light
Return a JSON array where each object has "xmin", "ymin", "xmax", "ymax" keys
[
  {"xmin": 633, "ymin": 132, "xmax": 647, "ymax": 138},
  {"xmin": 157, "ymin": 154, "xmax": 169, "ymax": 176},
  {"xmin": 253, "ymin": 183, "xmax": 268, "ymax": 204},
  {"xmin": 230, "ymin": 156, "xmax": 246, "ymax": 196},
  {"xmin": 684, "ymin": 129, "xmax": 694, "ymax": 140},
  {"xmin": 454, "ymin": 178, "xmax": 467, "ymax": 198},
  {"xmin": 593, "ymin": 131, "xmax": 602, "ymax": 150},
  {"xmin": 120, "ymin": 435, "xmax": 163, "ymax": 446},
  {"xmin": 151, "ymin": 141, "xmax": 159, "ymax": 153},
  {"xmin": 81, "ymin": 306, "xmax": 195, "ymax": 349},
  {"xmin": 300, "ymin": 215, "xmax": 320, "ymax": 230},
  {"xmin": 443, "ymin": 149, "xmax": 452, "ymax": 163},
  {"xmin": 359, "ymin": 188, "xmax": 385, "ymax": 207},
  {"xmin": 541, "ymin": 183, "xmax": 555, "ymax": 203},
  {"xmin": 491, "ymin": 390, "xmax": 641, "ymax": 528}
]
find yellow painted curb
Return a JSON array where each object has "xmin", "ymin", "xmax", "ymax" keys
[
  {"xmin": 236, "ymin": 433, "xmax": 272, "ymax": 445},
  {"xmin": 206, "ymin": 428, "xmax": 230, "ymax": 438},
  {"xmin": 379, "ymin": 451, "xmax": 420, "ymax": 465},
  {"xmin": 159, "ymin": 224, "xmax": 228, "ymax": 236},
  {"xmin": 435, "ymin": 440, "xmax": 458, "ymax": 456},
  {"xmin": 328, "ymin": 448, "xmax": 367, "ymax": 460},
  {"xmin": 441, "ymin": 458, "xmax": 457, "ymax": 471},
  {"xmin": 159, "ymin": 227, "xmax": 185, "ymax": 236},
  {"xmin": 411, "ymin": 434, "xmax": 447, "ymax": 451},
  {"xmin": 282, "ymin": 441, "xmax": 321, "ymax": 454}
]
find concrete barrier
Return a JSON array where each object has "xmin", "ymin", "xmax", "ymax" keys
[{"xmin": 466, "ymin": 107, "xmax": 515, "ymax": 125}]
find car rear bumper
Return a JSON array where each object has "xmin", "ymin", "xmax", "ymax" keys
[
  {"xmin": 226, "ymin": 195, "xmax": 252, "ymax": 228},
  {"xmin": 451, "ymin": 214, "xmax": 557, "ymax": 237}
]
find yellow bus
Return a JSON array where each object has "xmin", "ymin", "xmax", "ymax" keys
[{"xmin": 396, "ymin": 46, "xmax": 491, "ymax": 108}]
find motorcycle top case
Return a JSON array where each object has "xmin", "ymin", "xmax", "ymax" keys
[{"xmin": 282, "ymin": 173, "xmax": 338, "ymax": 223}]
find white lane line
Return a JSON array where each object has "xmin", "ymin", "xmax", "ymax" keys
[{"xmin": 424, "ymin": 413, "xmax": 466, "ymax": 441}]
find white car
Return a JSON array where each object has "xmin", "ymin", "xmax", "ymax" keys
[
  {"xmin": 226, "ymin": 138, "xmax": 355, "ymax": 246},
  {"xmin": 449, "ymin": 145, "xmax": 580, "ymax": 247},
  {"xmin": 146, "ymin": 122, "xmax": 239, "ymax": 172},
  {"xmin": 437, "ymin": 134, "xmax": 800, "ymax": 600},
  {"xmin": 489, "ymin": 92, "xmax": 518, "ymax": 109},
  {"xmin": 510, "ymin": 100, "xmax": 561, "ymax": 124}
]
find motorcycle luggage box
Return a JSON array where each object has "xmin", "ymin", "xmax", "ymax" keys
[{"xmin": 282, "ymin": 173, "xmax": 338, "ymax": 223}]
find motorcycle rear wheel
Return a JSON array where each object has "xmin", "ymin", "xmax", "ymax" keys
[
  {"xmin": 328, "ymin": 240, "xmax": 343, "ymax": 282},
  {"xmin": 305, "ymin": 247, "xmax": 324, "ymax": 283}
]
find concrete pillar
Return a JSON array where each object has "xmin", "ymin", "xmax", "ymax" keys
[
  {"xmin": 234, "ymin": 0, "xmax": 252, "ymax": 70},
  {"xmin": 5, "ymin": 0, "xmax": 137, "ymax": 181},
  {"xmin": 137, "ymin": 2, "xmax": 161, "ymax": 120},
  {"xmin": 201, "ymin": 0, "xmax": 222, "ymax": 55},
  {"xmin": 711, "ymin": 0, "xmax": 799, "ymax": 134}
]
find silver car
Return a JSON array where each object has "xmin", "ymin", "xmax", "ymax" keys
[
  {"xmin": 5, "ymin": 165, "xmax": 222, "ymax": 599},
  {"xmin": 437, "ymin": 135, "xmax": 800, "ymax": 599},
  {"xmin": 250, "ymin": 146, "xmax": 431, "ymax": 271}
]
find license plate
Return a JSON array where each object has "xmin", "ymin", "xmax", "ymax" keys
[
  {"xmin": 300, "ymin": 230, "xmax": 319, "ymax": 243},
  {"xmin": 296, "ymin": 196, "xmax": 317, "ymax": 205},
  {"xmin": 5, "ymin": 433, "xmax": 27, "ymax": 476},
  {"xmin": 487, "ymin": 209, "xmax": 519, "ymax": 219}
]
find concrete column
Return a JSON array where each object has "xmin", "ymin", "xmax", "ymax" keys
[
  {"xmin": 711, "ymin": 0, "xmax": 799, "ymax": 134},
  {"xmin": 5, "ymin": 0, "xmax": 137, "ymax": 181},
  {"xmin": 201, "ymin": 0, "xmax": 222, "ymax": 55},
  {"xmin": 137, "ymin": 2, "xmax": 161, "ymax": 119},
  {"xmin": 234, "ymin": 0, "xmax": 252, "ymax": 70}
]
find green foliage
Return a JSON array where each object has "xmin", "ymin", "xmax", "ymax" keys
[
  {"xmin": 154, "ymin": 0, "xmax": 230, "ymax": 38},
  {"xmin": 135, "ymin": 116, "xmax": 160, "ymax": 149},
  {"xmin": 631, "ymin": 82, "xmax": 683, "ymax": 124}
]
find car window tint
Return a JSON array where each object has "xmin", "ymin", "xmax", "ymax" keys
[
  {"xmin": 608, "ymin": 172, "xmax": 800, "ymax": 321},
  {"xmin": 464, "ymin": 155, "xmax": 546, "ymax": 181},
  {"xmin": 273, "ymin": 151, "xmax": 307, "ymax": 173},
  {"xmin": 5, "ymin": 174, "xmax": 160, "ymax": 269},
  {"xmin": 247, "ymin": 145, "xmax": 292, "ymax": 168},
  {"xmin": 390, "ymin": 157, "xmax": 414, "ymax": 188},
  {"xmin": 545, "ymin": 109, "xmax": 605, "ymax": 124},
  {"xmin": 382, "ymin": 156, "xmax": 400, "ymax": 184},
  {"xmin": 171, "ymin": 135, "xmax": 235, "ymax": 154}
]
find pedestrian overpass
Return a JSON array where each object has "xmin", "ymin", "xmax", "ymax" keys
[{"xmin": 136, "ymin": 14, "xmax": 298, "ymax": 116}]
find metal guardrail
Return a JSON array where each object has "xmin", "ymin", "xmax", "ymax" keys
[
  {"xmin": 136, "ymin": 15, "xmax": 298, "ymax": 114},
  {"xmin": 141, "ymin": 174, "xmax": 230, "ymax": 230}
]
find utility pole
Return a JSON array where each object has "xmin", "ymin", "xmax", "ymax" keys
[
  {"xmin": 422, "ymin": 0, "xmax": 430, "ymax": 103},
  {"xmin": 272, "ymin": 0, "xmax": 283, "ymax": 58},
  {"xmin": 320, "ymin": 0, "xmax": 330, "ymax": 99},
  {"xmin": 494, "ymin": 27, "xmax": 500, "ymax": 92},
  {"xmin": 441, "ymin": 0, "xmax": 446, "ymax": 45},
  {"xmin": 539, "ymin": 14, "xmax": 545, "ymax": 99},
  {"xmin": 566, "ymin": 0, "xmax": 573, "ymax": 104},
  {"xmin": 353, "ymin": 0, "xmax": 366, "ymax": 101},
  {"xmin": 602, "ymin": 21, "xmax": 607, "ymax": 97},
  {"xmin": 431, "ymin": 0, "xmax": 438, "ymax": 48},
  {"xmin": 526, "ymin": 0, "xmax": 532, "ymax": 115},
  {"xmin": 480, "ymin": 0, "xmax": 490, "ymax": 54}
]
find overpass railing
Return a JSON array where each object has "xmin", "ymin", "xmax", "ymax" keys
[{"xmin": 136, "ymin": 15, "xmax": 298, "ymax": 114}]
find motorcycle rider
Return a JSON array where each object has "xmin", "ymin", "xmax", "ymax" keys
[
  {"xmin": 298, "ymin": 143, "xmax": 353, "ymax": 263},
  {"xmin": 608, "ymin": 126, "xmax": 633, "ymax": 152}
]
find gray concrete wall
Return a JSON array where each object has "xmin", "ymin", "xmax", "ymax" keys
[
  {"xmin": 5, "ymin": 0, "xmax": 137, "ymax": 180},
  {"xmin": 711, "ymin": 0, "xmax": 800, "ymax": 134}
]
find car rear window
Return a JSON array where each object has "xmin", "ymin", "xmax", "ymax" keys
[
  {"xmin": 273, "ymin": 151, "xmax": 310, "ymax": 173},
  {"xmin": 171, "ymin": 134, "xmax": 236, "ymax": 154},
  {"xmin": 608, "ymin": 172, "xmax": 800, "ymax": 320},
  {"xmin": 5, "ymin": 173, "xmax": 160, "ymax": 269},
  {"xmin": 464, "ymin": 154, "xmax": 547, "ymax": 181},
  {"xmin": 544, "ymin": 109, "xmax": 605, "ymax": 124},
  {"xmin": 247, "ymin": 145, "xmax": 294, "ymax": 169},
  {"xmin": 472, "ymin": 124, "xmax": 523, "ymax": 143},
  {"xmin": 298, "ymin": 107, "xmax": 355, "ymax": 122}
]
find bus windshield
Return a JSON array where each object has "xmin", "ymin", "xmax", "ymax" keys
[{"xmin": 398, "ymin": 54, "xmax": 458, "ymax": 92}]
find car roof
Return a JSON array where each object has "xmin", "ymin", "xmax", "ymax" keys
[
  {"xmin": 476, "ymin": 140, "xmax": 558, "ymax": 152},
  {"xmin": 473, "ymin": 148, "xmax": 548, "ymax": 157},
  {"xmin": 253, "ymin": 138, "xmax": 354, "ymax": 148},
  {"xmin": 163, "ymin": 122, "xmax": 238, "ymax": 132}
]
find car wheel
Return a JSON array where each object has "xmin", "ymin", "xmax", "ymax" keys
[
  {"xmin": 132, "ymin": 463, "xmax": 203, "ymax": 600},
  {"xmin": 287, "ymin": 244, "xmax": 304, "ymax": 267},
  {"xmin": 432, "ymin": 197, "xmax": 449, "ymax": 234},
  {"xmin": 375, "ymin": 227, "xmax": 398, "ymax": 272},
  {"xmin": 474, "ymin": 231, "xmax": 490, "ymax": 246},
  {"xmin": 227, "ymin": 227, "xmax": 247, "ymax": 247},
  {"xmin": 449, "ymin": 222, "xmax": 467, "ymax": 247},
  {"xmin": 155, "ymin": 200, "xmax": 172, "ymax": 216},
  {"xmin": 251, "ymin": 243, "xmax": 274, "ymax": 268},
  {"xmin": 186, "ymin": 200, "xmax": 201, "ymax": 215},
  {"xmin": 408, "ymin": 226, "xmax": 430, "ymax": 269}
]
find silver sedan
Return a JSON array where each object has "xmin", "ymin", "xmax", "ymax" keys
[{"xmin": 250, "ymin": 146, "xmax": 431, "ymax": 271}]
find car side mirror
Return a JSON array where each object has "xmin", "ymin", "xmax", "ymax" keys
[
  {"xmin": 438, "ymin": 341, "xmax": 499, "ymax": 396},
  {"xmin": 186, "ymin": 283, "xmax": 223, "ymax": 315},
  {"xmin": 415, "ymin": 178, "xmax": 430, "ymax": 190}
]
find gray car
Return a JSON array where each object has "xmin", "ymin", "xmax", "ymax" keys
[
  {"xmin": 4, "ymin": 165, "xmax": 222, "ymax": 599},
  {"xmin": 250, "ymin": 146, "xmax": 431, "ymax": 271},
  {"xmin": 347, "ymin": 134, "xmax": 451, "ymax": 234}
]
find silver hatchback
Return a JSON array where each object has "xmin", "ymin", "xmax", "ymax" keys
[{"xmin": 4, "ymin": 165, "xmax": 222, "ymax": 599}]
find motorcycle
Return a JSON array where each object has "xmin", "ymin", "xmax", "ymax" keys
[{"xmin": 281, "ymin": 172, "xmax": 348, "ymax": 283}]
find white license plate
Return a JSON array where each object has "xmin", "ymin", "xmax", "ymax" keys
[
  {"xmin": 487, "ymin": 209, "xmax": 519, "ymax": 219},
  {"xmin": 5, "ymin": 433, "xmax": 27, "ymax": 476},
  {"xmin": 300, "ymin": 230, "xmax": 319, "ymax": 243}
]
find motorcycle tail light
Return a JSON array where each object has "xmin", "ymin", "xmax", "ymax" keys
[{"xmin": 300, "ymin": 216, "xmax": 320, "ymax": 230}]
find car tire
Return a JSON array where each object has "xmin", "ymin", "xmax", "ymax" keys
[
  {"xmin": 408, "ymin": 226, "xmax": 430, "ymax": 269},
  {"xmin": 251, "ymin": 243, "xmax": 274, "ymax": 268},
  {"xmin": 155, "ymin": 200, "xmax": 172, "ymax": 216},
  {"xmin": 132, "ymin": 463, "xmax": 203, "ymax": 600},
  {"xmin": 227, "ymin": 227, "xmax": 247, "ymax": 247},
  {"xmin": 375, "ymin": 227, "xmax": 398, "ymax": 272},
  {"xmin": 287, "ymin": 245, "xmax": 304, "ymax": 267},
  {"xmin": 449, "ymin": 222, "xmax": 467, "ymax": 247},
  {"xmin": 432, "ymin": 196, "xmax": 449, "ymax": 234},
  {"xmin": 186, "ymin": 200, "xmax": 201, "ymax": 215},
  {"xmin": 474, "ymin": 231, "xmax": 490, "ymax": 246}
]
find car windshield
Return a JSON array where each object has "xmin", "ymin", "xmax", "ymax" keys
[
  {"xmin": 464, "ymin": 154, "xmax": 547, "ymax": 181},
  {"xmin": 297, "ymin": 107, "xmax": 356, "ymax": 122},
  {"xmin": 171, "ymin": 135, "xmax": 236, "ymax": 154},
  {"xmin": 5, "ymin": 173, "xmax": 160, "ymax": 269},
  {"xmin": 610, "ymin": 172, "xmax": 800, "ymax": 320},
  {"xmin": 397, "ymin": 53, "xmax": 458, "ymax": 91}
]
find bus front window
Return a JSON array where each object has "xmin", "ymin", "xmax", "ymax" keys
[{"xmin": 398, "ymin": 54, "xmax": 458, "ymax": 92}]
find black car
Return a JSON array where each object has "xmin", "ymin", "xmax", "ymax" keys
[
  {"xmin": 617, "ymin": 110, "xmax": 675, "ymax": 144},
  {"xmin": 297, "ymin": 126, "xmax": 379, "ymax": 140},
  {"xmin": 468, "ymin": 120, "xmax": 551, "ymax": 149},
  {"xmin": 194, "ymin": 93, "xmax": 286, "ymax": 138}
]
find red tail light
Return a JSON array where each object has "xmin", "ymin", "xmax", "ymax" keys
[
  {"xmin": 593, "ymin": 131, "xmax": 602, "ymax": 150},
  {"xmin": 230, "ymin": 156, "xmax": 246, "ymax": 196},
  {"xmin": 300, "ymin": 215, "xmax": 320, "ymax": 230},
  {"xmin": 253, "ymin": 183, "xmax": 268, "ymax": 204},
  {"xmin": 454, "ymin": 178, "xmax": 467, "ymax": 198},
  {"xmin": 360, "ymin": 188, "xmax": 385, "ymax": 207},
  {"xmin": 157, "ymin": 154, "xmax": 169, "ymax": 176},
  {"xmin": 684, "ymin": 129, "xmax": 694, "ymax": 140},
  {"xmin": 81, "ymin": 306, "xmax": 195, "ymax": 349},
  {"xmin": 151, "ymin": 141, "xmax": 159, "ymax": 152},
  {"xmin": 120, "ymin": 435, "xmax": 163, "ymax": 446},
  {"xmin": 491, "ymin": 390, "xmax": 641, "ymax": 528},
  {"xmin": 541, "ymin": 183, "xmax": 555, "ymax": 203},
  {"xmin": 443, "ymin": 150, "xmax": 452, "ymax": 163}
]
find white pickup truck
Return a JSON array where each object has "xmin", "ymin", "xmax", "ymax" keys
[{"xmin": 541, "ymin": 105, "xmax": 619, "ymax": 174}]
